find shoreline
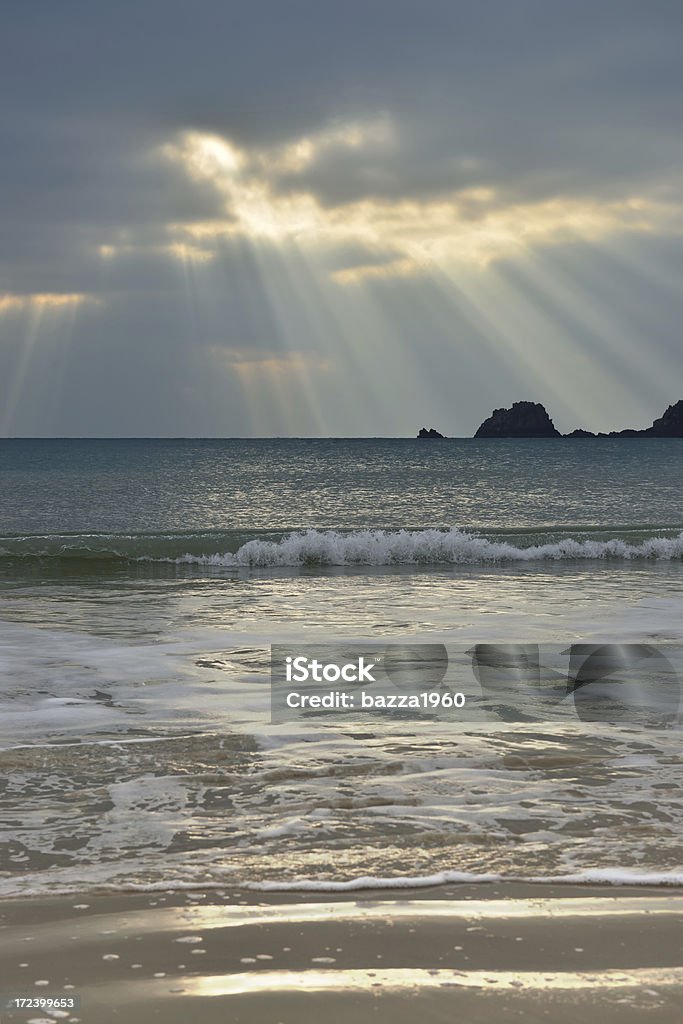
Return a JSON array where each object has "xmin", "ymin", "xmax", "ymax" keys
[
  {"xmin": 2, "ymin": 882, "xmax": 682, "ymax": 1022},
  {"xmin": 3, "ymin": 872, "xmax": 683, "ymax": 902}
]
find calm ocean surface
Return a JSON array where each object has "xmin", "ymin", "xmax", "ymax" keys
[{"xmin": 0, "ymin": 438, "xmax": 682, "ymax": 895}]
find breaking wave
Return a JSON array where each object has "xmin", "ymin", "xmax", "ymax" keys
[{"xmin": 1, "ymin": 527, "xmax": 683, "ymax": 566}]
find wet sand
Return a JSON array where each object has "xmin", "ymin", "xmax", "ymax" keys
[{"xmin": 1, "ymin": 883, "xmax": 682, "ymax": 1023}]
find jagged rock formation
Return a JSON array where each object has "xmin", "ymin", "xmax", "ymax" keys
[
  {"xmin": 474, "ymin": 401, "xmax": 561, "ymax": 438},
  {"xmin": 565, "ymin": 428, "xmax": 596, "ymax": 438},
  {"xmin": 631, "ymin": 400, "xmax": 683, "ymax": 437},
  {"xmin": 597, "ymin": 400, "xmax": 683, "ymax": 437},
  {"xmin": 417, "ymin": 427, "xmax": 445, "ymax": 438}
]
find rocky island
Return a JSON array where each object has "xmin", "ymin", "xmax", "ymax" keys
[
  {"xmin": 474, "ymin": 401, "xmax": 561, "ymax": 438},
  {"xmin": 473, "ymin": 399, "xmax": 683, "ymax": 438},
  {"xmin": 416, "ymin": 400, "xmax": 683, "ymax": 438}
]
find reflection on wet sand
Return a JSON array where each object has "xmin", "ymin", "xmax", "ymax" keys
[{"xmin": 1, "ymin": 885, "xmax": 683, "ymax": 1023}]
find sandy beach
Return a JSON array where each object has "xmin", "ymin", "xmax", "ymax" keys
[{"xmin": 1, "ymin": 883, "xmax": 682, "ymax": 1023}]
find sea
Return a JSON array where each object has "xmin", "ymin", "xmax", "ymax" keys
[{"xmin": 0, "ymin": 437, "xmax": 682, "ymax": 897}]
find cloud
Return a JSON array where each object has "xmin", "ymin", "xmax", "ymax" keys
[
  {"xmin": 0, "ymin": 293, "xmax": 95, "ymax": 313},
  {"xmin": 3, "ymin": 0, "xmax": 683, "ymax": 297},
  {"xmin": 157, "ymin": 125, "xmax": 683, "ymax": 277}
]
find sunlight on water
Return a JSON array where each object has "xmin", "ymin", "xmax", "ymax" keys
[{"xmin": 0, "ymin": 440, "xmax": 681, "ymax": 896}]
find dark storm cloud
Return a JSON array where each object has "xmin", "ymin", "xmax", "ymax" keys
[{"xmin": 4, "ymin": 0, "xmax": 683, "ymax": 222}]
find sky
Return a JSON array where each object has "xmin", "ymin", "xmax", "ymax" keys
[{"xmin": 2, "ymin": 0, "xmax": 683, "ymax": 436}]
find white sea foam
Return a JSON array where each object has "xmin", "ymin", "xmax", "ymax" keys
[
  {"xmin": 246, "ymin": 869, "xmax": 683, "ymax": 892},
  {"xmin": 174, "ymin": 528, "xmax": 683, "ymax": 566},
  {"xmin": 2, "ymin": 572, "xmax": 682, "ymax": 901},
  {"xmin": 5, "ymin": 868, "xmax": 683, "ymax": 900}
]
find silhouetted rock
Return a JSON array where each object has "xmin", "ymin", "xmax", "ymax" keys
[
  {"xmin": 646, "ymin": 400, "xmax": 683, "ymax": 437},
  {"xmin": 471, "ymin": 399, "xmax": 683, "ymax": 438},
  {"xmin": 474, "ymin": 401, "xmax": 561, "ymax": 438},
  {"xmin": 417, "ymin": 427, "xmax": 445, "ymax": 438},
  {"xmin": 604, "ymin": 401, "xmax": 683, "ymax": 437}
]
